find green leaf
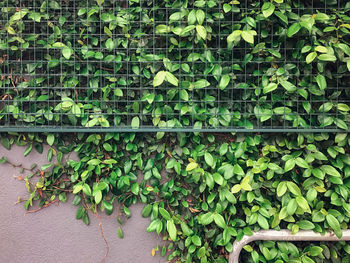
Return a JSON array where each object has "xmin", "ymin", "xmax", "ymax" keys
[
  {"xmin": 62, "ymin": 46, "xmax": 72, "ymax": 59},
  {"xmin": 78, "ymin": 8, "xmax": 86, "ymax": 16},
  {"xmin": 104, "ymin": 26, "xmax": 113, "ymax": 38},
  {"xmin": 241, "ymin": 175, "xmax": 252, "ymax": 191},
  {"xmin": 287, "ymin": 199, "xmax": 298, "ymax": 215},
  {"xmin": 335, "ymin": 119, "xmax": 348, "ymax": 130},
  {"xmin": 337, "ymin": 103, "xmax": 350, "ymax": 112},
  {"xmin": 159, "ymin": 207, "xmax": 171, "ymax": 220},
  {"xmin": 284, "ymin": 159, "xmax": 295, "ymax": 172},
  {"xmin": 320, "ymin": 165, "xmax": 341, "ymax": 177},
  {"xmin": 96, "ymin": 0, "xmax": 104, "ymax": 7},
  {"xmin": 186, "ymin": 162, "xmax": 198, "ymax": 171},
  {"xmin": 280, "ymin": 80, "xmax": 297, "ymax": 93},
  {"xmin": 231, "ymin": 184, "xmax": 242, "ymax": 194},
  {"xmin": 204, "ymin": 152, "xmax": 214, "ymax": 167},
  {"xmin": 287, "ymin": 181, "xmax": 301, "ymax": 196},
  {"xmin": 337, "ymin": 43, "xmax": 350, "ymax": 55},
  {"xmin": 153, "ymin": 71, "xmax": 166, "ymax": 87},
  {"xmin": 287, "ymin": 23, "xmax": 301, "ymax": 37},
  {"xmin": 257, "ymin": 214, "xmax": 269, "ymax": 230},
  {"xmin": 213, "ymin": 213, "xmax": 226, "ymax": 228},
  {"xmin": 312, "ymin": 211, "xmax": 325, "ymax": 223},
  {"xmin": 219, "ymin": 75, "xmax": 230, "ymax": 90},
  {"xmin": 1, "ymin": 137, "xmax": 10, "ymax": 150},
  {"xmin": 105, "ymin": 38, "xmax": 115, "ymax": 51},
  {"xmin": 306, "ymin": 52, "xmax": 317, "ymax": 64},
  {"xmin": 263, "ymin": 83, "xmax": 278, "ymax": 94},
  {"xmin": 316, "ymin": 74, "xmax": 327, "ymax": 90},
  {"xmin": 196, "ymin": 25, "xmax": 207, "ymax": 40},
  {"xmin": 326, "ymin": 214, "xmax": 341, "ymax": 233},
  {"xmin": 29, "ymin": 12, "xmax": 41, "ymax": 22},
  {"xmin": 82, "ymin": 184, "xmax": 92, "ymax": 196},
  {"xmin": 315, "ymin": 46, "xmax": 328, "ymax": 53},
  {"xmin": 88, "ymin": 159, "xmax": 101, "ymax": 166},
  {"xmin": 297, "ymin": 220, "xmax": 315, "ymax": 230},
  {"xmin": 274, "ymin": 11, "xmax": 288, "ymax": 24},
  {"xmin": 197, "ymin": 247, "xmax": 206, "ymax": 258},
  {"xmin": 180, "ymin": 25, "xmax": 196, "ymax": 36},
  {"xmin": 309, "ymin": 246, "xmax": 323, "ymax": 257},
  {"xmin": 227, "ymin": 30, "xmax": 242, "ymax": 43},
  {"xmin": 219, "ymin": 143, "xmax": 228, "ymax": 156},
  {"xmin": 277, "ymin": 182, "xmax": 287, "ymax": 197},
  {"xmin": 223, "ymin": 4, "xmax": 231, "ymax": 13},
  {"xmin": 196, "ymin": 9, "xmax": 205, "ymax": 25},
  {"xmin": 318, "ymin": 54, "xmax": 337, "ymax": 62},
  {"xmin": 117, "ymin": 227, "xmax": 124, "ymax": 239},
  {"xmin": 94, "ymin": 190, "xmax": 102, "ymax": 204},
  {"xmin": 10, "ymin": 9, "xmax": 28, "ymax": 21},
  {"xmin": 315, "ymin": 13, "xmax": 329, "ymax": 21},
  {"xmin": 46, "ymin": 134, "xmax": 55, "ymax": 146},
  {"xmin": 48, "ymin": 59, "xmax": 60, "ymax": 68},
  {"xmin": 142, "ymin": 204, "xmax": 152, "ymax": 218},
  {"xmin": 295, "ymin": 157, "xmax": 309, "ymax": 169},
  {"xmin": 233, "ymin": 164, "xmax": 244, "ymax": 176},
  {"xmin": 76, "ymin": 206, "xmax": 84, "ymax": 219},
  {"xmin": 306, "ymin": 188, "xmax": 317, "ymax": 202},
  {"xmin": 49, "ymin": 1, "xmax": 61, "ymax": 9},
  {"xmin": 296, "ymin": 196, "xmax": 310, "ymax": 211},
  {"xmin": 241, "ymin": 30, "xmax": 255, "ymax": 44},
  {"xmin": 24, "ymin": 144, "xmax": 33, "ymax": 157},
  {"xmin": 179, "ymin": 89, "xmax": 189, "ymax": 101},
  {"xmin": 167, "ymin": 219, "xmax": 177, "ymax": 241},
  {"xmin": 165, "ymin": 71, "xmax": 179, "ymax": 86},
  {"xmin": 302, "ymin": 256, "xmax": 315, "ymax": 263},
  {"xmin": 131, "ymin": 183, "xmax": 139, "ymax": 195},
  {"xmin": 261, "ymin": 2, "xmax": 275, "ymax": 18},
  {"xmin": 194, "ymin": 79, "xmax": 210, "ymax": 89},
  {"xmin": 131, "ymin": 116, "xmax": 140, "ymax": 129},
  {"xmin": 7, "ymin": 26, "xmax": 16, "ymax": 35},
  {"xmin": 200, "ymin": 212, "xmax": 214, "ymax": 225},
  {"xmin": 73, "ymin": 184, "xmax": 83, "ymax": 194},
  {"xmin": 213, "ymin": 172, "xmax": 224, "ymax": 185},
  {"xmin": 191, "ymin": 235, "xmax": 202, "ymax": 246}
]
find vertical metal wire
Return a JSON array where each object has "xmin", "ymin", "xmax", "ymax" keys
[
  {"xmin": 255, "ymin": 0, "xmax": 260, "ymax": 129},
  {"xmin": 85, "ymin": 0, "xmax": 89, "ymax": 128},
  {"xmin": 6, "ymin": 0, "xmax": 10, "ymax": 127}
]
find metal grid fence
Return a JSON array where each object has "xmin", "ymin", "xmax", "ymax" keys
[{"xmin": 0, "ymin": 0, "xmax": 349, "ymax": 132}]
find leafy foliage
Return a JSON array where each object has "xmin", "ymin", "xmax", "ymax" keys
[
  {"xmin": 0, "ymin": 0, "xmax": 350, "ymax": 131},
  {"xmin": 2, "ymin": 0, "xmax": 350, "ymax": 262},
  {"xmin": 3, "ymin": 132, "xmax": 350, "ymax": 262}
]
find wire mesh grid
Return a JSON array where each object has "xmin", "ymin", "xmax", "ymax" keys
[{"xmin": 0, "ymin": 0, "xmax": 349, "ymax": 132}]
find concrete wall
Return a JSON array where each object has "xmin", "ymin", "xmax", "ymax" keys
[{"xmin": 0, "ymin": 144, "xmax": 166, "ymax": 263}]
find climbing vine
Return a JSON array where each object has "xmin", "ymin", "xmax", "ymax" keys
[
  {"xmin": 1, "ymin": 0, "xmax": 350, "ymax": 262},
  {"xmin": 2, "ymin": 132, "xmax": 350, "ymax": 262},
  {"xmin": 1, "ymin": 0, "xmax": 350, "ymax": 130}
]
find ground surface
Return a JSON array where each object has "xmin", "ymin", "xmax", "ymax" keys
[{"xmin": 0, "ymin": 144, "xmax": 165, "ymax": 263}]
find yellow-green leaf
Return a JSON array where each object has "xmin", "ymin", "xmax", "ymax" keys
[
  {"xmin": 231, "ymin": 184, "xmax": 241, "ymax": 193},
  {"xmin": 186, "ymin": 162, "xmax": 198, "ymax": 171},
  {"xmin": 153, "ymin": 71, "xmax": 166, "ymax": 87},
  {"xmin": 196, "ymin": 25, "xmax": 207, "ymax": 40}
]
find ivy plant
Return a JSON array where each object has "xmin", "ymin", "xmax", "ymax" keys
[
  {"xmin": 0, "ymin": 0, "xmax": 350, "ymax": 131},
  {"xmin": 2, "ymin": 131, "xmax": 350, "ymax": 262}
]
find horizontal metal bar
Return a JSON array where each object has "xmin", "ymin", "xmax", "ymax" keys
[
  {"xmin": 229, "ymin": 230, "xmax": 350, "ymax": 263},
  {"xmin": 0, "ymin": 127, "xmax": 348, "ymax": 133}
]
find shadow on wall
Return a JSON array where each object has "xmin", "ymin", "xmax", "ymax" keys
[{"xmin": 0, "ymin": 144, "xmax": 166, "ymax": 263}]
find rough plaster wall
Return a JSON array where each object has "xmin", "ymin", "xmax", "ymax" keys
[{"xmin": 0, "ymin": 144, "xmax": 166, "ymax": 263}]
